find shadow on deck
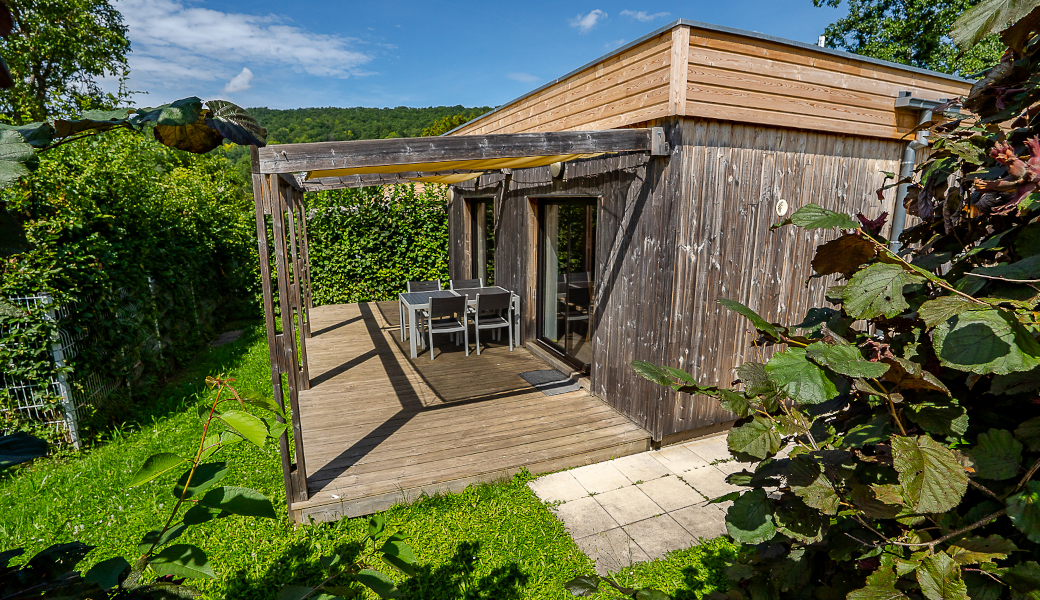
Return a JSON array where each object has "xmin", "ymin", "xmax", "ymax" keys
[{"xmin": 291, "ymin": 301, "xmax": 650, "ymax": 522}]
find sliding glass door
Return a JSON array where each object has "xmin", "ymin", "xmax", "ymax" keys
[{"xmin": 537, "ymin": 199, "xmax": 596, "ymax": 371}]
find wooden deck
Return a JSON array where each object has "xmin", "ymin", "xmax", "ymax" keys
[{"xmin": 291, "ymin": 301, "xmax": 650, "ymax": 521}]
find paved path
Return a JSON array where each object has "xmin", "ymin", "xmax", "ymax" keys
[{"xmin": 528, "ymin": 433, "xmax": 745, "ymax": 574}]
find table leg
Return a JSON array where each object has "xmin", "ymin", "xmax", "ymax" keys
[
  {"xmin": 399, "ymin": 299, "xmax": 405, "ymax": 341},
  {"xmin": 409, "ymin": 306, "xmax": 418, "ymax": 358}
]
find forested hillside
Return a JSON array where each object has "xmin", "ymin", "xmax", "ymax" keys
[{"xmin": 250, "ymin": 105, "xmax": 492, "ymax": 144}]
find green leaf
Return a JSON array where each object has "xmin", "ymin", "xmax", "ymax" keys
[
  {"xmin": 791, "ymin": 470, "xmax": 841, "ymax": 515},
  {"xmin": 905, "ymin": 400, "xmax": 969, "ymax": 437},
  {"xmin": 200, "ymin": 431, "xmax": 244, "ymax": 461},
  {"xmin": 916, "ymin": 552, "xmax": 968, "ymax": 600},
  {"xmin": 138, "ymin": 523, "xmax": 187, "ymax": 554},
  {"xmin": 844, "ymin": 413, "xmax": 893, "ymax": 449},
  {"xmin": 199, "ymin": 486, "xmax": 277, "ymax": 519},
  {"xmin": 725, "ymin": 488, "xmax": 776, "ymax": 544},
  {"xmin": 919, "ymin": 296, "xmax": 981, "ymax": 328},
  {"xmin": 727, "ymin": 416, "xmax": 781, "ymax": 461},
  {"xmin": 1003, "ymin": 561, "xmax": 1040, "ymax": 596},
  {"xmin": 992, "ymin": 368, "xmax": 1040, "ymax": 395},
  {"xmin": 1007, "ymin": 482, "xmax": 1040, "ymax": 543},
  {"xmin": 891, "ymin": 435, "xmax": 968, "ymax": 514},
  {"xmin": 173, "ymin": 462, "xmax": 228, "ymax": 499},
  {"xmin": 632, "ymin": 360, "xmax": 672, "ymax": 387},
  {"xmin": 718, "ymin": 389, "xmax": 751, "ymax": 418},
  {"xmin": 238, "ymin": 389, "xmax": 285, "ymax": 419},
  {"xmin": 154, "ymin": 110, "xmax": 225, "ymax": 154},
  {"xmin": 1017, "ymin": 417, "xmax": 1040, "ymax": 452},
  {"xmin": 0, "ymin": 209, "xmax": 30, "ymax": 257},
  {"xmin": 765, "ymin": 347, "xmax": 841, "ymax": 405},
  {"xmin": 565, "ymin": 575, "xmax": 602, "ymax": 597},
  {"xmin": 811, "ymin": 233, "xmax": 878, "ymax": 277},
  {"xmin": 181, "ymin": 504, "xmax": 229, "ymax": 525},
  {"xmin": 52, "ymin": 108, "xmax": 134, "ymax": 138},
  {"xmin": 718, "ymin": 299, "xmax": 781, "ymax": 339},
  {"xmin": 848, "ymin": 566, "xmax": 908, "ymax": 600},
  {"xmin": 0, "ymin": 129, "xmax": 34, "ymax": 188},
  {"xmin": 947, "ymin": 535, "xmax": 1019, "ymax": 565},
  {"xmin": 83, "ymin": 556, "xmax": 130, "ymax": 590},
  {"xmin": 0, "ymin": 431, "xmax": 48, "ymax": 469},
  {"xmin": 380, "ymin": 539, "xmax": 416, "ymax": 576},
  {"xmin": 969, "ymin": 254, "xmax": 1040, "ymax": 283},
  {"xmin": 205, "ymin": 100, "xmax": 268, "ymax": 146},
  {"xmin": 850, "ymin": 484, "xmax": 902, "ymax": 519},
  {"xmin": 971, "ymin": 429, "xmax": 1022, "ymax": 480},
  {"xmin": 369, "ymin": 514, "xmax": 386, "ymax": 538},
  {"xmin": 950, "ymin": 0, "xmax": 1040, "ymax": 52},
  {"xmin": 933, "ymin": 308, "xmax": 1040, "ymax": 375},
  {"xmin": 356, "ymin": 568, "xmax": 402, "ymax": 599},
  {"xmin": 881, "ymin": 357, "xmax": 950, "ymax": 394},
  {"xmin": 778, "ymin": 203, "xmax": 860, "ymax": 230},
  {"xmin": 806, "ymin": 341, "xmax": 889, "ymax": 378},
  {"xmin": 634, "ymin": 589, "xmax": 670, "ymax": 600},
  {"xmin": 276, "ymin": 585, "xmax": 316, "ymax": 600},
  {"xmin": 129, "ymin": 453, "xmax": 187, "ymax": 487},
  {"xmin": 842, "ymin": 263, "xmax": 924, "ymax": 320},
  {"xmin": 774, "ymin": 494, "xmax": 824, "ymax": 543},
  {"xmin": 218, "ymin": 410, "xmax": 269, "ymax": 448},
  {"xmin": 149, "ymin": 544, "xmax": 214, "ymax": 580}
]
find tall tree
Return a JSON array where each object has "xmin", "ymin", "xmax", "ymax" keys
[
  {"xmin": 0, "ymin": 0, "xmax": 130, "ymax": 124},
  {"xmin": 813, "ymin": 0, "xmax": 1004, "ymax": 75}
]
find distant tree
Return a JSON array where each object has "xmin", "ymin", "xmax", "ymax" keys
[
  {"xmin": 812, "ymin": 0, "xmax": 1003, "ymax": 75},
  {"xmin": 0, "ymin": 0, "xmax": 130, "ymax": 124},
  {"xmin": 421, "ymin": 111, "xmax": 485, "ymax": 137}
]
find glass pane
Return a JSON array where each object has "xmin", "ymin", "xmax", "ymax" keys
[
  {"xmin": 485, "ymin": 202, "xmax": 495, "ymax": 286},
  {"xmin": 540, "ymin": 202, "xmax": 596, "ymax": 370}
]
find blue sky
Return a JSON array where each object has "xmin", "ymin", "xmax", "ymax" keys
[{"xmin": 113, "ymin": 0, "xmax": 846, "ymax": 110}]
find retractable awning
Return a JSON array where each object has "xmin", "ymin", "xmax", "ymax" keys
[{"xmin": 305, "ymin": 153, "xmax": 606, "ymax": 181}]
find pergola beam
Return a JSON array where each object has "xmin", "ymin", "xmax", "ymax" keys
[
  {"xmin": 258, "ymin": 128, "xmax": 668, "ymax": 174},
  {"xmin": 302, "ymin": 171, "xmax": 481, "ymax": 191}
]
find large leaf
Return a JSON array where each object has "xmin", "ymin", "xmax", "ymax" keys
[
  {"xmin": 0, "ymin": 431, "xmax": 47, "ymax": 469},
  {"xmin": 83, "ymin": 556, "xmax": 130, "ymax": 590},
  {"xmin": 727, "ymin": 416, "xmax": 781, "ymax": 461},
  {"xmin": 205, "ymin": 100, "xmax": 267, "ymax": 147},
  {"xmin": 791, "ymin": 471, "xmax": 841, "ymax": 515},
  {"xmin": 881, "ymin": 357, "xmax": 950, "ymax": 394},
  {"xmin": 950, "ymin": 0, "xmax": 1040, "ymax": 52},
  {"xmin": 380, "ymin": 539, "xmax": 417, "ymax": 576},
  {"xmin": 718, "ymin": 299, "xmax": 781, "ymax": 339},
  {"xmin": 811, "ymin": 234, "xmax": 877, "ymax": 277},
  {"xmin": 173, "ymin": 462, "xmax": 229, "ymax": 499},
  {"xmin": 1007, "ymin": 481, "xmax": 1040, "ymax": 543},
  {"xmin": 971, "ymin": 429, "xmax": 1022, "ymax": 480},
  {"xmin": 849, "ymin": 567, "xmax": 909, "ymax": 600},
  {"xmin": 844, "ymin": 413, "xmax": 893, "ymax": 449},
  {"xmin": 725, "ymin": 488, "xmax": 776, "ymax": 544},
  {"xmin": 153, "ymin": 110, "xmax": 225, "ymax": 154},
  {"xmin": 777, "ymin": 203, "xmax": 860, "ymax": 230},
  {"xmin": 774, "ymin": 493, "xmax": 824, "ymax": 543},
  {"xmin": 933, "ymin": 308, "xmax": 1040, "ymax": 375},
  {"xmin": 806, "ymin": 341, "xmax": 889, "ymax": 378},
  {"xmin": 1003, "ymin": 561, "xmax": 1040, "ymax": 596},
  {"xmin": 129, "ymin": 453, "xmax": 187, "ymax": 487},
  {"xmin": 842, "ymin": 263, "xmax": 924, "ymax": 320},
  {"xmin": 916, "ymin": 552, "xmax": 968, "ymax": 600},
  {"xmin": 149, "ymin": 544, "xmax": 215, "ymax": 579},
  {"xmin": 918, "ymin": 296, "xmax": 981, "ymax": 328},
  {"xmin": 968, "ymin": 254, "xmax": 1040, "ymax": 283},
  {"xmin": 891, "ymin": 435, "xmax": 968, "ymax": 514},
  {"xmin": 199, "ymin": 485, "xmax": 277, "ymax": 519},
  {"xmin": 1017, "ymin": 416, "xmax": 1040, "ymax": 452},
  {"xmin": 181, "ymin": 504, "xmax": 230, "ymax": 525},
  {"xmin": 765, "ymin": 347, "xmax": 841, "ymax": 405},
  {"xmin": 0, "ymin": 121, "xmax": 54, "ymax": 148},
  {"xmin": 0, "ymin": 209, "xmax": 30, "ymax": 256},
  {"xmin": 947, "ymin": 535, "xmax": 1019, "ymax": 565},
  {"xmin": 139, "ymin": 524, "xmax": 188, "ymax": 554},
  {"xmin": 0, "ymin": 128, "xmax": 34, "ymax": 188},
  {"xmin": 356, "ymin": 568, "xmax": 402, "ymax": 599},
  {"xmin": 53, "ymin": 108, "xmax": 134, "ymax": 138},
  {"xmin": 850, "ymin": 484, "xmax": 902, "ymax": 519},
  {"xmin": 905, "ymin": 401, "xmax": 969, "ymax": 437},
  {"xmin": 218, "ymin": 410, "xmax": 269, "ymax": 448},
  {"xmin": 564, "ymin": 575, "xmax": 602, "ymax": 597}
]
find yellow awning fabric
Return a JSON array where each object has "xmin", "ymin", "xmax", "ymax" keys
[
  {"xmin": 305, "ymin": 153, "xmax": 606, "ymax": 180},
  {"xmin": 406, "ymin": 172, "xmax": 484, "ymax": 184}
]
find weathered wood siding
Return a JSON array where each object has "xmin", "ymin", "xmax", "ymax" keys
[
  {"xmin": 450, "ymin": 117, "xmax": 904, "ymax": 440},
  {"xmin": 451, "ymin": 22, "xmax": 970, "ymax": 142}
]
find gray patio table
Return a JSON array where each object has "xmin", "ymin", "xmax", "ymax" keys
[{"xmin": 399, "ymin": 289, "xmax": 460, "ymax": 359}]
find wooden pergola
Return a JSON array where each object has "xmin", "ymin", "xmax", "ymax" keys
[{"xmin": 247, "ymin": 128, "xmax": 668, "ymax": 513}]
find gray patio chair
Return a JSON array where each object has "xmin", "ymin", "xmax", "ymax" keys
[
  {"xmin": 565, "ymin": 279, "xmax": 592, "ymax": 342},
  {"xmin": 474, "ymin": 292, "xmax": 513, "ymax": 355},
  {"xmin": 449, "ymin": 278, "xmax": 482, "ymax": 290},
  {"xmin": 424, "ymin": 295, "xmax": 468, "ymax": 360},
  {"xmin": 407, "ymin": 280, "xmax": 441, "ymax": 292}
]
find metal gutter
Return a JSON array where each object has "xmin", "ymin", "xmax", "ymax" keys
[{"xmin": 445, "ymin": 19, "xmax": 971, "ymax": 136}]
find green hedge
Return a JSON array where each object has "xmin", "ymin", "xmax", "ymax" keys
[
  {"xmin": 0, "ymin": 131, "xmax": 257, "ymax": 439},
  {"xmin": 305, "ymin": 185, "xmax": 450, "ymax": 305}
]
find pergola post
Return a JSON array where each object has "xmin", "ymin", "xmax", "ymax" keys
[{"xmin": 284, "ymin": 187, "xmax": 310, "ymax": 387}]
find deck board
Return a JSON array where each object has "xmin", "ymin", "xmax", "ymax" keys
[{"xmin": 292, "ymin": 301, "xmax": 650, "ymax": 521}]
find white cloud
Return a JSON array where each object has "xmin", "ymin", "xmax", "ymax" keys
[
  {"xmin": 569, "ymin": 9, "xmax": 605, "ymax": 34},
  {"xmin": 222, "ymin": 67, "xmax": 253, "ymax": 93},
  {"xmin": 115, "ymin": 0, "xmax": 373, "ymax": 96},
  {"xmin": 619, "ymin": 10, "xmax": 670, "ymax": 22},
  {"xmin": 508, "ymin": 72, "xmax": 539, "ymax": 83},
  {"xmin": 605, "ymin": 38, "xmax": 626, "ymax": 49}
]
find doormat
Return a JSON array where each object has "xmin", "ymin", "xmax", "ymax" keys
[{"xmin": 519, "ymin": 369, "xmax": 581, "ymax": 396}]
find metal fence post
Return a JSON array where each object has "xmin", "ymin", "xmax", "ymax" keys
[{"xmin": 42, "ymin": 293, "xmax": 80, "ymax": 449}]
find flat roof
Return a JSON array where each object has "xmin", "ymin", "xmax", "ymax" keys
[{"xmin": 448, "ymin": 18, "xmax": 970, "ymax": 136}]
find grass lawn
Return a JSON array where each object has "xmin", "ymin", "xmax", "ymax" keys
[{"xmin": 0, "ymin": 322, "xmax": 734, "ymax": 599}]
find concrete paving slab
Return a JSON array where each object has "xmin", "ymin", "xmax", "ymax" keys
[
  {"xmin": 624, "ymin": 514, "xmax": 696, "ymax": 560},
  {"xmin": 651, "ymin": 445, "xmax": 712, "ymax": 476},
  {"xmin": 571, "ymin": 461, "xmax": 633, "ymax": 495},
  {"xmin": 553, "ymin": 496, "xmax": 620, "ymax": 539},
  {"xmin": 575, "ymin": 527, "xmax": 650, "ymax": 575},
  {"xmin": 670, "ymin": 504, "xmax": 728, "ymax": 541},
  {"xmin": 610, "ymin": 453, "xmax": 671, "ymax": 483},
  {"xmin": 637, "ymin": 475, "xmax": 699, "ymax": 512},
  {"xmin": 594, "ymin": 485, "xmax": 663, "ymax": 526},
  {"xmin": 680, "ymin": 468, "xmax": 741, "ymax": 502},
  {"xmin": 684, "ymin": 435, "xmax": 731, "ymax": 463},
  {"xmin": 527, "ymin": 471, "xmax": 588, "ymax": 503},
  {"xmin": 710, "ymin": 459, "xmax": 754, "ymax": 475}
]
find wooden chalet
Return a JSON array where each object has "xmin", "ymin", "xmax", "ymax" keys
[{"xmin": 250, "ymin": 19, "xmax": 972, "ymax": 522}]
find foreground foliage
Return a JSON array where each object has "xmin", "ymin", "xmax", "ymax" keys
[{"xmin": 632, "ymin": 4, "xmax": 1040, "ymax": 599}]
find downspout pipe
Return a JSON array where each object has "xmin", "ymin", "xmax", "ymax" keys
[{"xmin": 890, "ymin": 92, "xmax": 955, "ymax": 253}]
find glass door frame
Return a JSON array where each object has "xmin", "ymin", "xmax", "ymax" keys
[
  {"xmin": 465, "ymin": 196, "xmax": 495, "ymax": 284},
  {"xmin": 534, "ymin": 196, "xmax": 599, "ymax": 374}
]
